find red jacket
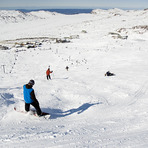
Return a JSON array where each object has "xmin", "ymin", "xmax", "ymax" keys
[{"xmin": 46, "ymin": 69, "xmax": 52, "ymax": 75}]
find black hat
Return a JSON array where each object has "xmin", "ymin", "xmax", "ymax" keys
[{"xmin": 28, "ymin": 79, "xmax": 35, "ymax": 85}]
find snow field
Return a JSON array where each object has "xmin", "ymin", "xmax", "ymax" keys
[{"xmin": 0, "ymin": 9, "xmax": 148, "ymax": 147}]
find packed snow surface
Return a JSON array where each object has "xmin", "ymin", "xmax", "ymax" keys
[{"xmin": 0, "ymin": 9, "xmax": 148, "ymax": 147}]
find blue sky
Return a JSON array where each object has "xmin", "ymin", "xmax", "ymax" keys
[{"xmin": 0, "ymin": 0, "xmax": 148, "ymax": 9}]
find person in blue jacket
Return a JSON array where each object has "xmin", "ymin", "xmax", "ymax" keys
[{"xmin": 23, "ymin": 79, "xmax": 42, "ymax": 116}]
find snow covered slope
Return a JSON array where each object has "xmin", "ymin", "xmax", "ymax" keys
[
  {"xmin": 0, "ymin": 10, "xmax": 61, "ymax": 24},
  {"xmin": 0, "ymin": 9, "xmax": 148, "ymax": 147}
]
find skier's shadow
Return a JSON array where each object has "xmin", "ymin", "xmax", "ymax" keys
[
  {"xmin": 46, "ymin": 102, "xmax": 102, "ymax": 119},
  {"xmin": 53, "ymin": 77, "xmax": 69, "ymax": 80}
]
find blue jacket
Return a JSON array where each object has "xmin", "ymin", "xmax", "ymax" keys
[{"xmin": 23, "ymin": 85, "xmax": 34, "ymax": 104}]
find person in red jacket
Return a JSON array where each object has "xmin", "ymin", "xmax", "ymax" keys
[{"xmin": 46, "ymin": 68, "xmax": 53, "ymax": 80}]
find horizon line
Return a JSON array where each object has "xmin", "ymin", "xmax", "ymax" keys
[{"xmin": 0, "ymin": 6, "xmax": 147, "ymax": 10}]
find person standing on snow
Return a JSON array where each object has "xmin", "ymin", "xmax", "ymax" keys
[
  {"xmin": 23, "ymin": 79, "xmax": 42, "ymax": 116},
  {"xmin": 46, "ymin": 68, "xmax": 53, "ymax": 80},
  {"xmin": 66, "ymin": 66, "xmax": 69, "ymax": 71}
]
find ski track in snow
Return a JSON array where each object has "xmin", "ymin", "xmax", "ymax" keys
[{"xmin": 0, "ymin": 9, "xmax": 148, "ymax": 147}]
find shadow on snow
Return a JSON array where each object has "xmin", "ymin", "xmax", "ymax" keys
[
  {"xmin": 43, "ymin": 102, "xmax": 102, "ymax": 119},
  {"xmin": 0, "ymin": 93, "xmax": 15, "ymax": 107}
]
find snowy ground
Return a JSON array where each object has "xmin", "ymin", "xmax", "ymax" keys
[{"xmin": 0, "ymin": 9, "xmax": 148, "ymax": 147}]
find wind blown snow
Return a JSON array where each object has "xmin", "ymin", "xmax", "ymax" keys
[{"xmin": 0, "ymin": 9, "xmax": 148, "ymax": 147}]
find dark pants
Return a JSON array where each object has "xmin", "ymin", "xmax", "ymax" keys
[
  {"xmin": 25, "ymin": 102, "xmax": 42, "ymax": 115},
  {"xmin": 47, "ymin": 75, "xmax": 51, "ymax": 80}
]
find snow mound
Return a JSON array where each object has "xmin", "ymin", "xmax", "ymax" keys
[
  {"xmin": 91, "ymin": 8, "xmax": 125, "ymax": 15},
  {"xmin": 0, "ymin": 10, "xmax": 61, "ymax": 23},
  {"xmin": 0, "ymin": 10, "xmax": 39, "ymax": 23},
  {"xmin": 29, "ymin": 10, "xmax": 61, "ymax": 18},
  {"xmin": 91, "ymin": 8, "xmax": 148, "ymax": 17}
]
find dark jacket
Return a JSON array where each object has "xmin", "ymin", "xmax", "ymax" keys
[{"xmin": 105, "ymin": 71, "xmax": 115, "ymax": 76}]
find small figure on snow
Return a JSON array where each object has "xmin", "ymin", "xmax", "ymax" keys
[
  {"xmin": 66, "ymin": 66, "xmax": 69, "ymax": 71},
  {"xmin": 46, "ymin": 67, "xmax": 53, "ymax": 80},
  {"xmin": 105, "ymin": 71, "xmax": 115, "ymax": 76},
  {"xmin": 23, "ymin": 80, "xmax": 42, "ymax": 116}
]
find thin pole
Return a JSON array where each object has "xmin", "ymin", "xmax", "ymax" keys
[{"xmin": 2, "ymin": 65, "xmax": 6, "ymax": 73}]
